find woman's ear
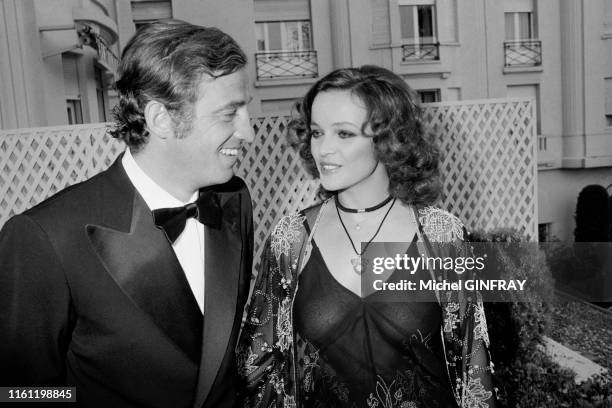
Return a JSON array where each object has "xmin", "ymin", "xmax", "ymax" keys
[{"xmin": 144, "ymin": 100, "xmax": 174, "ymax": 140}]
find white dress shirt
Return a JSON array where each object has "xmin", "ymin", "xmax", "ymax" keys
[{"xmin": 122, "ymin": 149, "xmax": 205, "ymax": 313}]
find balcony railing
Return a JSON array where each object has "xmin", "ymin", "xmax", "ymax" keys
[
  {"xmin": 97, "ymin": 37, "xmax": 120, "ymax": 76},
  {"xmin": 77, "ymin": 23, "xmax": 120, "ymax": 77},
  {"xmin": 402, "ymin": 43, "xmax": 439, "ymax": 62},
  {"xmin": 504, "ymin": 40, "xmax": 542, "ymax": 67},
  {"xmin": 255, "ymin": 50, "xmax": 318, "ymax": 80}
]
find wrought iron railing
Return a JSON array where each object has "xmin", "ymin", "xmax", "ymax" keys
[
  {"xmin": 97, "ymin": 37, "xmax": 120, "ymax": 76},
  {"xmin": 77, "ymin": 23, "xmax": 120, "ymax": 77},
  {"xmin": 402, "ymin": 43, "xmax": 439, "ymax": 61},
  {"xmin": 504, "ymin": 40, "xmax": 542, "ymax": 67},
  {"xmin": 255, "ymin": 50, "xmax": 318, "ymax": 80}
]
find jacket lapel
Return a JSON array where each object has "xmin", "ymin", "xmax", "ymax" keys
[
  {"xmin": 86, "ymin": 158, "xmax": 203, "ymax": 363},
  {"xmin": 193, "ymin": 186, "xmax": 243, "ymax": 408}
]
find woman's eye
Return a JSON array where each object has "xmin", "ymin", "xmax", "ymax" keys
[
  {"xmin": 310, "ymin": 129, "xmax": 323, "ymax": 138},
  {"xmin": 338, "ymin": 130, "xmax": 356, "ymax": 138}
]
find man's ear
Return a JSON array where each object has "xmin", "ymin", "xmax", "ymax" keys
[{"xmin": 144, "ymin": 100, "xmax": 174, "ymax": 140}]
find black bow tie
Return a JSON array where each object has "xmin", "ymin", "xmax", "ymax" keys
[{"xmin": 153, "ymin": 190, "xmax": 222, "ymax": 243}]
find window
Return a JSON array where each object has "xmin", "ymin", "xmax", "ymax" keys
[
  {"xmin": 131, "ymin": 1, "xmax": 172, "ymax": 30},
  {"xmin": 417, "ymin": 89, "xmax": 440, "ymax": 103},
  {"xmin": 399, "ymin": 1, "xmax": 437, "ymax": 45},
  {"xmin": 63, "ymin": 54, "xmax": 83, "ymax": 125},
  {"xmin": 95, "ymin": 67, "xmax": 107, "ymax": 122},
  {"xmin": 255, "ymin": 20, "xmax": 312, "ymax": 52},
  {"xmin": 503, "ymin": 0, "xmax": 540, "ymax": 67},
  {"xmin": 505, "ymin": 12, "xmax": 534, "ymax": 41},
  {"xmin": 398, "ymin": 1, "xmax": 439, "ymax": 61},
  {"xmin": 66, "ymin": 99, "xmax": 83, "ymax": 125},
  {"xmin": 507, "ymin": 84, "xmax": 540, "ymax": 134},
  {"xmin": 253, "ymin": 0, "xmax": 317, "ymax": 80},
  {"xmin": 538, "ymin": 223, "xmax": 552, "ymax": 242}
]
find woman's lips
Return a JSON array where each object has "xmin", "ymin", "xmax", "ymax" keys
[{"xmin": 319, "ymin": 163, "xmax": 341, "ymax": 174}]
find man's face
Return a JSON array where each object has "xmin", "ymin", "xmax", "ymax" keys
[{"xmin": 166, "ymin": 68, "xmax": 254, "ymax": 190}]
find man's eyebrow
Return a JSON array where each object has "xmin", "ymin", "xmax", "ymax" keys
[{"xmin": 213, "ymin": 96, "xmax": 253, "ymax": 112}]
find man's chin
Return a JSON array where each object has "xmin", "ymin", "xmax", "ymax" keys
[{"xmin": 215, "ymin": 169, "xmax": 236, "ymax": 185}]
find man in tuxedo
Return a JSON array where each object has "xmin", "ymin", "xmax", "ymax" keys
[{"xmin": 0, "ymin": 20, "xmax": 254, "ymax": 407}]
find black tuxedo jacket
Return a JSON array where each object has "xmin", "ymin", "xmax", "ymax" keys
[{"xmin": 0, "ymin": 157, "xmax": 253, "ymax": 407}]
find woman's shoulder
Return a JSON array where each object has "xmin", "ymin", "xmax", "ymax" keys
[
  {"xmin": 268, "ymin": 202, "xmax": 322, "ymax": 260},
  {"xmin": 417, "ymin": 205, "xmax": 465, "ymax": 243},
  {"xmin": 269, "ymin": 202, "xmax": 325, "ymax": 258}
]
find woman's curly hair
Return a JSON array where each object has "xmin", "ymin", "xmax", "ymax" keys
[
  {"xmin": 110, "ymin": 20, "xmax": 246, "ymax": 152},
  {"xmin": 286, "ymin": 65, "xmax": 441, "ymax": 206}
]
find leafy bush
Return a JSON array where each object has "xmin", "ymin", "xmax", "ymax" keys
[
  {"xmin": 575, "ymin": 185, "xmax": 611, "ymax": 242},
  {"xmin": 546, "ymin": 240, "xmax": 612, "ymax": 306}
]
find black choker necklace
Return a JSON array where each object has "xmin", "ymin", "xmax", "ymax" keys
[{"xmin": 335, "ymin": 195, "xmax": 393, "ymax": 213}]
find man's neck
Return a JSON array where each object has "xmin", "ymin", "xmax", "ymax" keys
[{"xmin": 131, "ymin": 149, "xmax": 197, "ymax": 203}]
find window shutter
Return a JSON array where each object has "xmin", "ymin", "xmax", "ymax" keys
[
  {"xmin": 254, "ymin": 0, "xmax": 310, "ymax": 21},
  {"xmin": 606, "ymin": 0, "xmax": 612, "ymax": 28},
  {"xmin": 503, "ymin": 0, "xmax": 533, "ymax": 13},
  {"xmin": 62, "ymin": 55, "xmax": 79, "ymax": 98},
  {"xmin": 605, "ymin": 78, "xmax": 612, "ymax": 115},
  {"xmin": 131, "ymin": 1, "xmax": 172, "ymax": 21},
  {"xmin": 371, "ymin": 0, "xmax": 391, "ymax": 45}
]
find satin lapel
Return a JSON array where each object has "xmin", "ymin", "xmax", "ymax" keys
[
  {"xmin": 87, "ymin": 184, "xmax": 203, "ymax": 364},
  {"xmin": 193, "ymin": 191, "xmax": 242, "ymax": 407}
]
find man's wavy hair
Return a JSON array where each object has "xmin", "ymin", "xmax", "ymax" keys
[
  {"xmin": 110, "ymin": 20, "xmax": 247, "ymax": 151},
  {"xmin": 286, "ymin": 65, "xmax": 441, "ymax": 206}
]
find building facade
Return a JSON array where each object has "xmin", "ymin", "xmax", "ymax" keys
[
  {"xmin": 2, "ymin": 0, "xmax": 611, "ymax": 241},
  {"xmin": 0, "ymin": 0, "xmax": 120, "ymax": 129}
]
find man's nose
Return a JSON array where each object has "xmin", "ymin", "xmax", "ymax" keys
[{"xmin": 235, "ymin": 110, "xmax": 255, "ymax": 143}]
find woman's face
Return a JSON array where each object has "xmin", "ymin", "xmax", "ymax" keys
[{"xmin": 310, "ymin": 90, "xmax": 380, "ymax": 192}]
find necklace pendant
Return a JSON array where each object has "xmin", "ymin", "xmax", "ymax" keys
[
  {"xmin": 355, "ymin": 223, "xmax": 361, "ymax": 231},
  {"xmin": 351, "ymin": 257, "xmax": 362, "ymax": 274}
]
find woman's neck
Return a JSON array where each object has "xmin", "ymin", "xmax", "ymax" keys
[{"xmin": 337, "ymin": 164, "xmax": 390, "ymax": 209}]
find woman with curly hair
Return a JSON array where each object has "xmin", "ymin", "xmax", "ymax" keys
[{"xmin": 238, "ymin": 66, "xmax": 495, "ymax": 407}]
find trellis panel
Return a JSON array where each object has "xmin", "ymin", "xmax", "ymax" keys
[
  {"xmin": 425, "ymin": 98, "xmax": 537, "ymax": 240},
  {"xmin": 0, "ymin": 98, "xmax": 537, "ymax": 270}
]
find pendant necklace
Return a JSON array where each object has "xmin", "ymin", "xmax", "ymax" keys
[
  {"xmin": 336, "ymin": 195, "xmax": 394, "ymax": 231},
  {"xmin": 335, "ymin": 196, "xmax": 396, "ymax": 274}
]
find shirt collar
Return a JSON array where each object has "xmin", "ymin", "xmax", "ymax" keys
[{"xmin": 122, "ymin": 148, "xmax": 198, "ymax": 211}]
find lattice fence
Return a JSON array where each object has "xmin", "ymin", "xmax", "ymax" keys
[
  {"xmin": 0, "ymin": 125, "xmax": 122, "ymax": 222},
  {"xmin": 0, "ymin": 98, "xmax": 537, "ymax": 268},
  {"xmin": 425, "ymin": 98, "xmax": 537, "ymax": 240}
]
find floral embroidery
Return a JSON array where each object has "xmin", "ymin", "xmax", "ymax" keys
[
  {"xmin": 365, "ymin": 374, "xmax": 419, "ymax": 408},
  {"xmin": 271, "ymin": 214, "xmax": 305, "ymax": 260},
  {"xmin": 303, "ymin": 349, "xmax": 320, "ymax": 392},
  {"xmin": 276, "ymin": 297, "xmax": 292, "ymax": 352},
  {"xmin": 409, "ymin": 329, "xmax": 432, "ymax": 351},
  {"xmin": 443, "ymin": 302, "xmax": 461, "ymax": 333},
  {"xmin": 270, "ymin": 371, "xmax": 286, "ymax": 396},
  {"xmin": 463, "ymin": 377, "xmax": 492, "ymax": 408},
  {"xmin": 418, "ymin": 207, "xmax": 464, "ymax": 243},
  {"xmin": 237, "ymin": 346, "xmax": 259, "ymax": 377},
  {"xmin": 283, "ymin": 395, "xmax": 296, "ymax": 408},
  {"xmin": 473, "ymin": 301, "xmax": 490, "ymax": 347}
]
